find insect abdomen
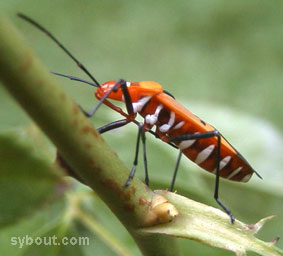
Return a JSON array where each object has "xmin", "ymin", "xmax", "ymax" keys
[
  {"xmin": 175, "ymin": 133, "xmax": 254, "ymax": 182},
  {"xmin": 139, "ymin": 95, "xmax": 254, "ymax": 182}
]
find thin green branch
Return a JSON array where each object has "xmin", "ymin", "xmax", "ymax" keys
[{"xmin": 0, "ymin": 12, "xmax": 178, "ymax": 256}]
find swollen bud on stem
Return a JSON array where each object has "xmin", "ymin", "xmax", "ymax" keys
[{"xmin": 143, "ymin": 193, "xmax": 179, "ymax": 227}]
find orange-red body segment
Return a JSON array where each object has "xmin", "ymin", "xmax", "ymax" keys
[
  {"xmin": 95, "ymin": 80, "xmax": 255, "ymax": 182},
  {"xmin": 95, "ymin": 81, "xmax": 163, "ymax": 102}
]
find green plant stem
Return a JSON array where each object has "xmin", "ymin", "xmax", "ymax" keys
[{"xmin": 0, "ymin": 13, "xmax": 178, "ymax": 256}]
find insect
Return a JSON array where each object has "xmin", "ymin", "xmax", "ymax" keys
[{"xmin": 18, "ymin": 13, "xmax": 262, "ymax": 223}]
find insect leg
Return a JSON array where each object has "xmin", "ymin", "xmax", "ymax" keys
[
  {"xmin": 141, "ymin": 125, "xmax": 149, "ymax": 185},
  {"xmin": 169, "ymin": 150, "xmax": 182, "ymax": 191},
  {"xmin": 99, "ymin": 120, "xmax": 149, "ymax": 186},
  {"xmin": 124, "ymin": 123, "xmax": 149, "ymax": 187},
  {"xmin": 97, "ymin": 119, "xmax": 131, "ymax": 134},
  {"xmin": 169, "ymin": 131, "xmax": 235, "ymax": 223},
  {"xmin": 120, "ymin": 80, "xmax": 134, "ymax": 116}
]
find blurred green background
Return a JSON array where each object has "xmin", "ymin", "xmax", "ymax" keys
[{"xmin": 0, "ymin": 0, "xmax": 282, "ymax": 255}]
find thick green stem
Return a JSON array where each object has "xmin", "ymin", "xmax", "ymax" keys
[{"xmin": 0, "ymin": 13, "xmax": 178, "ymax": 256}]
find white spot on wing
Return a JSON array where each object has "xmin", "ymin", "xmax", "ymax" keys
[
  {"xmin": 195, "ymin": 145, "xmax": 215, "ymax": 164},
  {"xmin": 227, "ymin": 166, "xmax": 242, "ymax": 179},
  {"xmin": 220, "ymin": 156, "xmax": 231, "ymax": 170},
  {"xmin": 145, "ymin": 114, "xmax": 155, "ymax": 125},
  {"xmin": 173, "ymin": 121, "xmax": 185, "ymax": 130},
  {"xmin": 241, "ymin": 173, "xmax": 252, "ymax": 182},
  {"xmin": 126, "ymin": 81, "xmax": 131, "ymax": 87},
  {"xmin": 132, "ymin": 96, "xmax": 151, "ymax": 113},
  {"xmin": 159, "ymin": 111, "xmax": 175, "ymax": 133},
  {"xmin": 145, "ymin": 104, "xmax": 163, "ymax": 125},
  {"xmin": 179, "ymin": 139, "xmax": 195, "ymax": 150},
  {"xmin": 212, "ymin": 155, "xmax": 232, "ymax": 174},
  {"xmin": 177, "ymin": 132, "xmax": 199, "ymax": 150}
]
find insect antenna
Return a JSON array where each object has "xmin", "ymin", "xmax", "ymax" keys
[
  {"xmin": 51, "ymin": 72, "xmax": 98, "ymax": 87},
  {"xmin": 17, "ymin": 13, "xmax": 100, "ymax": 87}
]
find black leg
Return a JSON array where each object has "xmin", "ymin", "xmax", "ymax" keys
[
  {"xmin": 120, "ymin": 81, "xmax": 134, "ymax": 115},
  {"xmin": 169, "ymin": 131, "xmax": 235, "ymax": 223},
  {"xmin": 98, "ymin": 120, "xmax": 149, "ymax": 187},
  {"xmin": 124, "ymin": 123, "xmax": 149, "ymax": 187},
  {"xmin": 141, "ymin": 126, "xmax": 149, "ymax": 185},
  {"xmin": 169, "ymin": 150, "xmax": 182, "ymax": 192},
  {"xmin": 148, "ymin": 130, "xmax": 178, "ymax": 149},
  {"xmin": 97, "ymin": 119, "xmax": 130, "ymax": 134}
]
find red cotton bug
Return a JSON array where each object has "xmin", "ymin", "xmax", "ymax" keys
[{"xmin": 18, "ymin": 13, "xmax": 262, "ymax": 223}]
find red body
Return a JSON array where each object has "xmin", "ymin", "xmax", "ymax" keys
[{"xmin": 95, "ymin": 81, "xmax": 255, "ymax": 182}]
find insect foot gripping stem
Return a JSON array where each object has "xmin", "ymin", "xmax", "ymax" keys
[{"xmin": 143, "ymin": 193, "xmax": 179, "ymax": 227}]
